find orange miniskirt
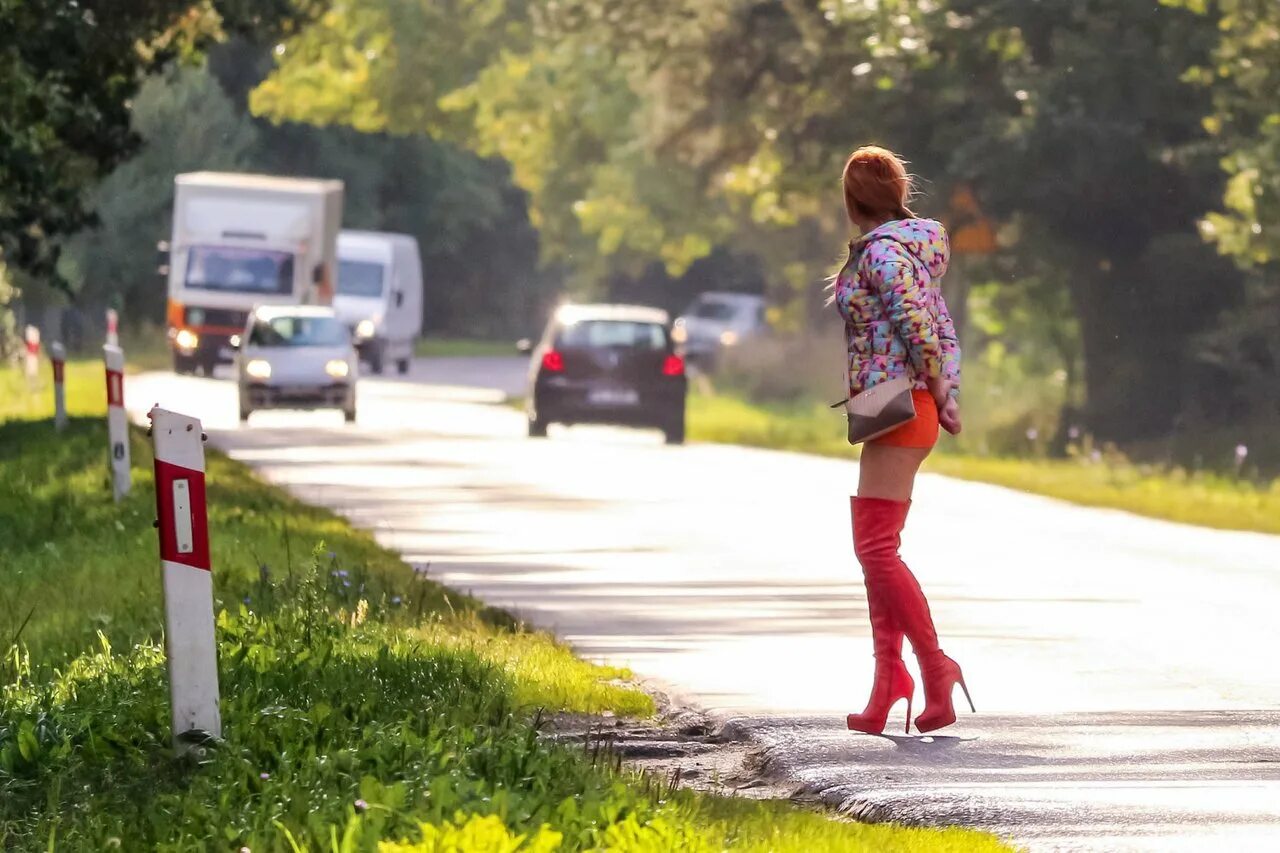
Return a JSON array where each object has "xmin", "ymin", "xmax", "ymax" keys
[{"xmin": 870, "ymin": 388, "xmax": 939, "ymax": 449}]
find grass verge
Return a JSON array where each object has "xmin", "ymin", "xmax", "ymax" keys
[
  {"xmin": 1, "ymin": 362, "xmax": 1006, "ymax": 851},
  {"xmin": 688, "ymin": 389, "xmax": 1280, "ymax": 535}
]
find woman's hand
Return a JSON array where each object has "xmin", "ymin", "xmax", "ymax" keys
[
  {"xmin": 939, "ymin": 397, "xmax": 962, "ymax": 435},
  {"xmin": 926, "ymin": 375, "xmax": 952, "ymax": 408}
]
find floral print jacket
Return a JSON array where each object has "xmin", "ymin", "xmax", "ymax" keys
[{"xmin": 831, "ymin": 218, "xmax": 962, "ymax": 400}]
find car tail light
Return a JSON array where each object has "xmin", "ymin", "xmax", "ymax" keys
[
  {"xmin": 662, "ymin": 354, "xmax": 685, "ymax": 377},
  {"xmin": 542, "ymin": 350, "xmax": 565, "ymax": 372}
]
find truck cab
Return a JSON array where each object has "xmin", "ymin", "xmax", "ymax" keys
[
  {"xmin": 332, "ymin": 231, "xmax": 424, "ymax": 375},
  {"xmin": 166, "ymin": 172, "xmax": 344, "ymax": 375}
]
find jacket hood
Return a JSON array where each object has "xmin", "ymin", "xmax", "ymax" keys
[{"xmin": 855, "ymin": 218, "xmax": 950, "ymax": 281}]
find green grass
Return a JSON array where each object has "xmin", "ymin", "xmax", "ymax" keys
[
  {"xmin": 1, "ymin": 363, "xmax": 1006, "ymax": 852},
  {"xmin": 414, "ymin": 337, "xmax": 517, "ymax": 358},
  {"xmin": 688, "ymin": 389, "xmax": 1280, "ymax": 535}
]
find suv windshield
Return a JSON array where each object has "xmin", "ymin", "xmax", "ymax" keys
[
  {"xmin": 337, "ymin": 259, "xmax": 386, "ymax": 298},
  {"xmin": 185, "ymin": 246, "xmax": 294, "ymax": 295},
  {"xmin": 558, "ymin": 320, "xmax": 667, "ymax": 350},
  {"xmin": 249, "ymin": 315, "xmax": 348, "ymax": 348}
]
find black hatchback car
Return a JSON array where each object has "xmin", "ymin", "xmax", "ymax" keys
[{"xmin": 522, "ymin": 304, "xmax": 688, "ymax": 444}]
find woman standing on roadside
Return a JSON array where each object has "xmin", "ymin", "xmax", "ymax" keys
[{"xmin": 830, "ymin": 146, "xmax": 972, "ymax": 735}]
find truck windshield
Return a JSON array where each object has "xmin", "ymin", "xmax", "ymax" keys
[
  {"xmin": 249, "ymin": 316, "xmax": 349, "ymax": 348},
  {"xmin": 337, "ymin": 259, "xmax": 385, "ymax": 298},
  {"xmin": 185, "ymin": 246, "xmax": 294, "ymax": 295}
]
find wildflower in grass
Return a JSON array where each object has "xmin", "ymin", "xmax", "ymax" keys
[
  {"xmin": 343, "ymin": 580, "xmax": 351, "ymax": 588},
  {"xmin": 391, "ymin": 595, "xmax": 402, "ymax": 606},
  {"xmin": 260, "ymin": 773, "xmax": 270, "ymax": 781},
  {"xmin": 243, "ymin": 596, "xmax": 251, "ymax": 606},
  {"xmin": 355, "ymin": 799, "xmax": 369, "ymax": 812}
]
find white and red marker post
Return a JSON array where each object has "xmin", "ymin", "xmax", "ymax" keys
[
  {"xmin": 24, "ymin": 324, "xmax": 40, "ymax": 381},
  {"xmin": 104, "ymin": 344, "xmax": 131, "ymax": 500},
  {"xmin": 50, "ymin": 342, "xmax": 67, "ymax": 431},
  {"xmin": 149, "ymin": 406, "xmax": 221, "ymax": 748},
  {"xmin": 105, "ymin": 307, "xmax": 119, "ymax": 347}
]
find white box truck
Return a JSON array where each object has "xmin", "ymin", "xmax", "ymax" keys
[
  {"xmin": 333, "ymin": 230, "xmax": 423, "ymax": 375},
  {"xmin": 166, "ymin": 172, "xmax": 344, "ymax": 374}
]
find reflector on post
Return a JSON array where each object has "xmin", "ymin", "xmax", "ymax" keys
[
  {"xmin": 50, "ymin": 342, "xmax": 67, "ymax": 431},
  {"xmin": 149, "ymin": 406, "xmax": 221, "ymax": 750},
  {"xmin": 104, "ymin": 344, "xmax": 131, "ymax": 500}
]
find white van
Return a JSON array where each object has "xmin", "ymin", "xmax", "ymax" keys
[{"xmin": 333, "ymin": 231, "xmax": 423, "ymax": 374}]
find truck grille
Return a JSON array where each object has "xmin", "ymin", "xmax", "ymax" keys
[{"xmin": 185, "ymin": 307, "xmax": 247, "ymax": 329}]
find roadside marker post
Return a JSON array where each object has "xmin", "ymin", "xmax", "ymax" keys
[
  {"xmin": 106, "ymin": 308, "xmax": 119, "ymax": 346},
  {"xmin": 149, "ymin": 406, "xmax": 221, "ymax": 749},
  {"xmin": 51, "ymin": 342, "xmax": 67, "ymax": 431},
  {"xmin": 24, "ymin": 325, "xmax": 40, "ymax": 381},
  {"xmin": 104, "ymin": 345, "xmax": 131, "ymax": 500}
]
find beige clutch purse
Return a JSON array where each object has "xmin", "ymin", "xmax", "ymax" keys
[{"xmin": 832, "ymin": 375, "xmax": 916, "ymax": 445}]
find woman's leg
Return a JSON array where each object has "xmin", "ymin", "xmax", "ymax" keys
[
  {"xmin": 857, "ymin": 442, "xmax": 930, "ymax": 499},
  {"xmin": 852, "ymin": 443, "xmax": 971, "ymax": 732}
]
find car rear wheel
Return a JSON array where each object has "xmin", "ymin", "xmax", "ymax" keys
[
  {"xmin": 238, "ymin": 405, "xmax": 251, "ymax": 423},
  {"xmin": 396, "ymin": 358, "xmax": 410, "ymax": 375},
  {"xmin": 344, "ymin": 405, "xmax": 357, "ymax": 423},
  {"xmin": 528, "ymin": 413, "xmax": 549, "ymax": 438}
]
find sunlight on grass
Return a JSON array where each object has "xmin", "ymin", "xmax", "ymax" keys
[{"xmin": 688, "ymin": 388, "xmax": 1280, "ymax": 535}]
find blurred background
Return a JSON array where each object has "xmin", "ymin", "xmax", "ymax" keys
[{"xmin": 2, "ymin": 0, "xmax": 1277, "ymax": 478}]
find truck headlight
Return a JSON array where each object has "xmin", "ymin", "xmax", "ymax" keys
[
  {"xmin": 671, "ymin": 324, "xmax": 688, "ymax": 344},
  {"xmin": 174, "ymin": 329, "xmax": 199, "ymax": 352},
  {"xmin": 245, "ymin": 359, "xmax": 272, "ymax": 379},
  {"xmin": 355, "ymin": 319, "xmax": 376, "ymax": 339},
  {"xmin": 325, "ymin": 359, "xmax": 350, "ymax": 379},
  {"xmin": 719, "ymin": 330, "xmax": 739, "ymax": 347}
]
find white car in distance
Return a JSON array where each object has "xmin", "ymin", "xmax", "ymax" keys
[
  {"xmin": 672, "ymin": 291, "xmax": 768, "ymax": 367},
  {"xmin": 237, "ymin": 305, "xmax": 359, "ymax": 424}
]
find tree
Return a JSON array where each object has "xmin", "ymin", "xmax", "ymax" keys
[
  {"xmin": 57, "ymin": 67, "xmax": 259, "ymax": 319},
  {"xmin": 0, "ymin": 0, "xmax": 319, "ymax": 284}
]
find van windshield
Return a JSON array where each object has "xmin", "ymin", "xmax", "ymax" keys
[
  {"xmin": 337, "ymin": 259, "xmax": 386, "ymax": 298},
  {"xmin": 185, "ymin": 246, "xmax": 294, "ymax": 295},
  {"xmin": 249, "ymin": 316, "xmax": 349, "ymax": 348}
]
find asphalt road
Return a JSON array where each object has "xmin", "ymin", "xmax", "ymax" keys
[{"xmin": 127, "ymin": 358, "xmax": 1280, "ymax": 852}]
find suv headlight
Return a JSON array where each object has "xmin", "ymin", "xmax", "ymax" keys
[
  {"xmin": 355, "ymin": 319, "xmax": 376, "ymax": 339},
  {"xmin": 325, "ymin": 359, "xmax": 350, "ymax": 379},
  {"xmin": 245, "ymin": 359, "xmax": 272, "ymax": 379},
  {"xmin": 719, "ymin": 330, "xmax": 739, "ymax": 347}
]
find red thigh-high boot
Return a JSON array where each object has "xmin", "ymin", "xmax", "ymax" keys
[
  {"xmin": 852, "ymin": 497, "xmax": 974, "ymax": 734},
  {"xmin": 847, "ymin": 497, "xmax": 914, "ymax": 734}
]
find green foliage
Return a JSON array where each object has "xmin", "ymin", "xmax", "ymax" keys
[{"xmin": 0, "ymin": 0, "xmax": 318, "ymax": 284}]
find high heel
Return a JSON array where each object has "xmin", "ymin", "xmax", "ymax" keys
[
  {"xmin": 846, "ymin": 657, "xmax": 915, "ymax": 734},
  {"xmin": 848, "ymin": 498, "xmax": 912, "ymax": 735},
  {"xmin": 913, "ymin": 653, "xmax": 975, "ymax": 734}
]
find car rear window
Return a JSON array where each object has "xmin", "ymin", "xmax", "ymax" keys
[{"xmin": 557, "ymin": 320, "xmax": 667, "ymax": 350}]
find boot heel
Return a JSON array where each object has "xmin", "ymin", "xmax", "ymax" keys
[
  {"xmin": 958, "ymin": 673, "xmax": 975, "ymax": 713},
  {"xmin": 904, "ymin": 694, "xmax": 913, "ymax": 735}
]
